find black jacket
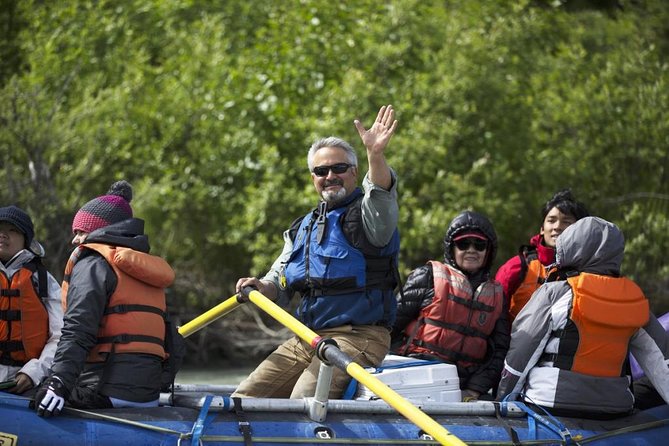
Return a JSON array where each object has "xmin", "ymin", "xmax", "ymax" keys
[
  {"xmin": 51, "ymin": 218, "xmax": 163, "ymax": 403},
  {"xmin": 391, "ymin": 210, "xmax": 510, "ymax": 395}
]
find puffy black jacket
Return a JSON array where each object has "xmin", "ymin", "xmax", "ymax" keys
[{"xmin": 391, "ymin": 210, "xmax": 510, "ymax": 395}]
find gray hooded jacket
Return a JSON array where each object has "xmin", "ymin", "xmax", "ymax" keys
[{"xmin": 497, "ymin": 217, "xmax": 669, "ymax": 416}]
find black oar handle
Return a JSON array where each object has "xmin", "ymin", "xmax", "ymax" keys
[
  {"xmin": 314, "ymin": 338, "xmax": 340, "ymax": 367},
  {"xmin": 239, "ymin": 285, "xmax": 257, "ymax": 302},
  {"xmin": 317, "ymin": 339, "xmax": 352, "ymax": 370}
]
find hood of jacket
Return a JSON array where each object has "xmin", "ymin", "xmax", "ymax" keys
[
  {"xmin": 443, "ymin": 210, "xmax": 497, "ymax": 276},
  {"xmin": 555, "ymin": 216, "xmax": 623, "ymax": 276},
  {"xmin": 83, "ymin": 218, "xmax": 151, "ymax": 253}
]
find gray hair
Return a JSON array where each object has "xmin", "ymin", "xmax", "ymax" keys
[{"xmin": 307, "ymin": 137, "xmax": 358, "ymax": 171}]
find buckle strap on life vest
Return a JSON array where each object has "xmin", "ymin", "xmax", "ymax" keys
[
  {"xmin": 104, "ymin": 304, "xmax": 166, "ymax": 318},
  {"xmin": 423, "ymin": 317, "xmax": 489, "ymax": 339},
  {"xmin": 305, "ymin": 277, "xmax": 362, "ymax": 297},
  {"xmin": 540, "ymin": 353, "xmax": 558, "ymax": 363},
  {"xmin": 0, "ymin": 310, "xmax": 21, "ymax": 321},
  {"xmin": 0, "ymin": 340, "xmax": 24, "ymax": 352},
  {"xmin": 412, "ymin": 339, "xmax": 485, "ymax": 365},
  {"xmin": 96, "ymin": 334, "xmax": 164, "ymax": 346},
  {"xmin": 0, "ymin": 289, "xmax": 20, "ymax": 297},
  {"xmin": 0, "ymin": 354, "xmax": 26, "ymax": 366},
  {"xmin": 446, "ymin": 292, "xmax": 496, "ymax": 312}
]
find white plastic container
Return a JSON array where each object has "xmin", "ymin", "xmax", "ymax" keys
[{"xmin": 355, "ymin": 355, "xmax": 461, "ymax": 403}]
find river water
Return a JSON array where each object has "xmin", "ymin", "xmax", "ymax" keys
[{"xmin": 175, "ymin": 363, "xmax": 256, "ymax": 385}]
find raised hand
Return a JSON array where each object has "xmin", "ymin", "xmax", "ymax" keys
[{"xmin": 354, "ymin": 105, "xmax": 398, "ymax": 155}]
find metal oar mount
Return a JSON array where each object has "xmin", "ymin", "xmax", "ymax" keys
[{"xmin": 237, "ymin": 286, "xmax": 468, "ymax": 446}]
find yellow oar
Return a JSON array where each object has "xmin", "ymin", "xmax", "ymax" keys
[
  {"xmin": 242, "ymin": 287, "xmax": 468, "ymax": 446},
  {"xmin": 178, "ymin": 295, "xmax": 242, "ymax": 338}
]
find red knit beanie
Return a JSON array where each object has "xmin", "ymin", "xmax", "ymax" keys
[{"xmin": 72, "ymin": 181, "xmax": 133, "ymax": 234}]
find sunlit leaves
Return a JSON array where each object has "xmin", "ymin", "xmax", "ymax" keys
[{"xmin": 1, "ymin": 0, "xmax": 668, "ymax": 317}]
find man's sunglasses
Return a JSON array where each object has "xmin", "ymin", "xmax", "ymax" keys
[
  {"xmin": 312, "ymin": 163, "xmax": 353, "ymax": 177},
  {"xmin": 454, "ymin": 238, "xmax": 488, "ymax": 252}
]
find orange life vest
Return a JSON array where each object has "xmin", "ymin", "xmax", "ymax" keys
[
  {"xmin": 0, "ymin": 261, "xmax": 49, "ymax": 365},
  {"xmin": 402, "ymin": 261, "xmax": 504, "ymax": 368},
  {"xmin": 548, "ymin": 273, "xmax": 649, "ymax": 377},
  {"xmin": 61, "ymin": 243, "xmax": 174, "ymax": 362},
  {"xmin": 508, "ymin": 249, "xmax": 548, "ymax": 322}
]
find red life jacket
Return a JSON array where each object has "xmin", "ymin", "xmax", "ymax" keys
[
  {"xmin": 547, "ymin": 273, "xmax": 649, "ymax": 377},
  {"xmin": 509, "ymin": 249, "xmax": 547, "ymax": 322},
  {"xmin": 0, "ymin": 261, "xmax": 49, "ymax": 365},
  {"xmin": 402, "ymin": 261, "xmax": 503, "ymax": 368},
  {"xmin": 61, "ymin": 243, "xmax": 174, "ymax": 362}
]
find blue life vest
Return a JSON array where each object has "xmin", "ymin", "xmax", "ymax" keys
[{"xmin": 283, "ymin": 188, "xmax": 400, "ymax": 330}]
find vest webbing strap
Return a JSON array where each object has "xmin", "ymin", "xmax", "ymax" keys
[
  {"xmin": 551, "ymin": 328, "xmax": 566, "ymax": 338},
  {"xmin": 0, "ymin": 340, "xmax": 23, "ymax": 352},
  {"xmin": 0, "ymin": 354, "xmax": 25, "ymax": 366},
  {"xmin": 21, "ymin": 258, "xmax": 49, "ymax": 299},
  {"xmin": 0, "ymin": 310, "xmax": 21, "ymax": 321},
  {"xmin": 422, "ymin": 317, "xmax": 490, "ymax": 339},
  {"xmin": 411, "ymin": 339, "xmax": 485, "ymax": 365},
  {"xmin": 97, "ymin": 334, "xmax": 163, "ymax": 346},
  {"xmin": 446, "ymin": 292, "xmax": 496, "ymax": 312},
  {"xmin": 517, "ymin": 245, "xmax": 537, "ymax": 280},
  {"xmin": 104, "ymin": 304, "xmax": 166, "ymax": 318},
  {"xmin": 0, "ymin": 289, "xmax": 20, "ymax": 297},
  {"xmin": 540, "ymin": 353, "xmax": 559, "ymax": 363},
  {"xmin": 36, "ymin": 262, "xmax": 48, "ymax": 299}
]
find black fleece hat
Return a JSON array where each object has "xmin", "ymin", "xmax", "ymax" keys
[
  {"xmin": 0, "ymin": 205, "xmax": 34, "ymax": 248},
  {"xmin": 443, "ymin": 210, "xmax": 497, "ymax": 272}
]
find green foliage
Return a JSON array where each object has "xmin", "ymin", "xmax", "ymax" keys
[
  {"xmin": 617, "ymin": 199, "xmax": 669, "ymax": 314},
  {"xmin": 1, "ymin": 0, "xmax": 668, "ymax": 333}
]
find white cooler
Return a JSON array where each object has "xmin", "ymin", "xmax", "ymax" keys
[{"xmin": 355, "ymin": 355, "xmax": 461, "ymax": 403}]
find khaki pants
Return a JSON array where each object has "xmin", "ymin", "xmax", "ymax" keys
[{"xmin": 232, "ymin": 324, "xmax": 390, "ymax": 399}]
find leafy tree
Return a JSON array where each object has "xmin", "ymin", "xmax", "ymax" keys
[{"xmin": 1, "ymin": 0, "xmax": 667, "ymax": 362}]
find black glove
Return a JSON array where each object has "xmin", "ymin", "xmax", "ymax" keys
[{"xmin": 34, "ymin": 376, "xmax": 68, "ymax": 417}]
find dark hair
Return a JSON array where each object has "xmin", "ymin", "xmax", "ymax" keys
[{"xmin": 541, "ymin": 189, "xmax": 589, "ymax": 221}]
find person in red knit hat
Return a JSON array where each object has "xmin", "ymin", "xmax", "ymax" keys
[
  {"xmin": 70, "ymin": 180, "xmax": 134, "ymax": 244},
  {"xmin": 35, "ymin": 181, "xmax": 176, "ymax": 417}
]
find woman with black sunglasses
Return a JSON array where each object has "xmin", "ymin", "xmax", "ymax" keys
[{"xmin": 390, "ymin": 210, "xmax": 510, "ymax": 402}]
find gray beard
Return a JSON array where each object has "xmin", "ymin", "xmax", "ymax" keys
[{"xmin": 321, "ymin": 186, "xmax": 348, "ymax": 205}]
